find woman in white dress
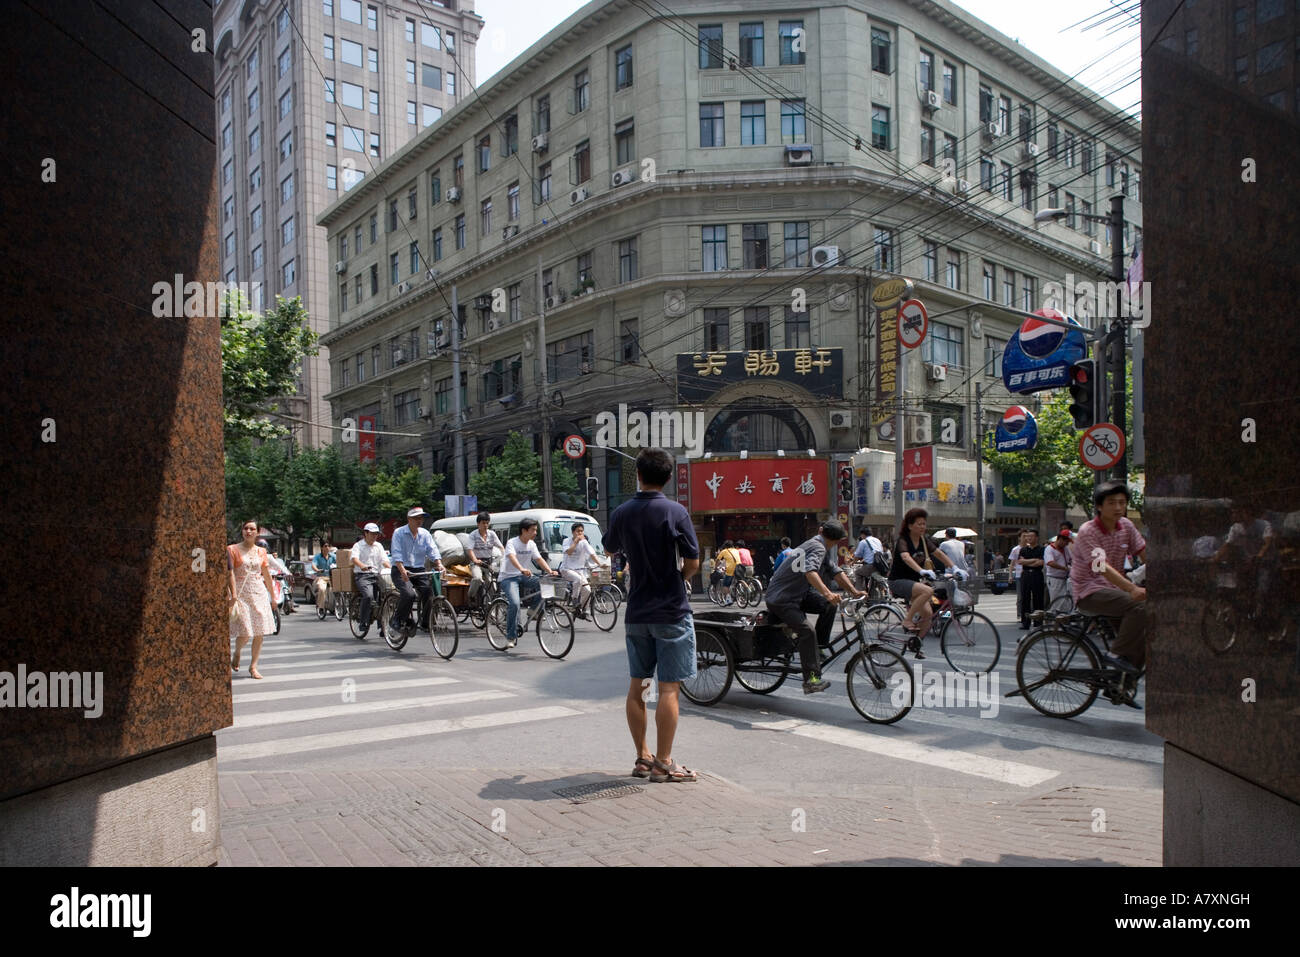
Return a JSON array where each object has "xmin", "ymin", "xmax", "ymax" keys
[{"xmin": 228, "ymin": 520, "xmax": 277, "ymax": 679}]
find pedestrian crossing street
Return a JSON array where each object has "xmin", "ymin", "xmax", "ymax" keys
[{"xmin": 221, "ymin": 607, "xmax": 1161, "ymax": 785}]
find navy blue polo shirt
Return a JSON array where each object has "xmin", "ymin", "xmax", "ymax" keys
[{"xmin": 605, "ymin": 490, "xmax": 699, "ymax": 624}]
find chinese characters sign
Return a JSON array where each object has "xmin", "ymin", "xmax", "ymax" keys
[
  {"xmin": 871, "ymin": 278, "xmax": 910, "ymax": 434},
  {"xmin": 676, "ymin": 349, "xmax": 842, "ymax": 402},
  {"xmin": 359, "ymin": 415, "xmax": 376, "ymax": 464},
  {"xmin": 689, "ymin": 458, "xmax": 831, "ymax": 512},
  {"xmin": 902, "ymin": 445, "xmax": 934, "ymax": 490}
]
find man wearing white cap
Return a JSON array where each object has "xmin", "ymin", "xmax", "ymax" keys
[
  {"xmin": 389, "ymin": 506, "xmax": 445, "ymax": 636},
  {"xmin": 351, "ymin": 522, "xmax": 391, "ymax": 637}
]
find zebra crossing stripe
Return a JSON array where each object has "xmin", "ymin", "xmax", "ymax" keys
[
  {"xmin": 232, "ymin": 665, "xmax": 416, "ymax": 684},
  {"xmin": 232, "ymin": 690, "xmax": 514, "ymax": 729},
  {"xmin": 233, "ymin": 676, "xmax": 460, "ymax": 703},
  {"xmin": 218, "ymin": 706, "xmax": 582, "ymax": 761}
]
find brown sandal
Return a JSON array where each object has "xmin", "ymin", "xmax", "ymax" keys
[
  {"xmin": 650, "ymin": 758, "xmax": 698, "ymax": 783},
  {"xmin": 631, "ymin": 756, "xmax": 655, "ymax": 778}
]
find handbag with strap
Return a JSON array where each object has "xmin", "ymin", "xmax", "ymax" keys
[{"xmin": 921, "ymin": 537, "xmax": 935, "ymax": 572}]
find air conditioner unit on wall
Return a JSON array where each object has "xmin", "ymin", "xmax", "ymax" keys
[
  {"xmin": 570, "ymin": 187, "xmax": 589, "ymax": 205},
  {"xmin": 397, "ymin": 281, "xmax": 409, "ymax": 294},
  {"xmin": 785, "ymin": 145, "xmax": 814, "ymax": 166},
  {"xmin": 532, "ymin": 133, "xmax": 548, "ymax": 153},
  {"xmin": 335, "ymin": 260, "xmax": 347, "ymax": 274},
  {"xmin": 956, "ymin": 179, "xmax": 972, "ymax": 195},
  {"xmin": 985, "ymin": 122, "xmax": 1001, "ymax": 138},
  {"xmin": 811, "ymin": 245, "xmax": 840, "ymax": 267},
  {"xmin": 927, "ymin": 363, "xmax": 947, "ymax": 382},
  {"xmin": 394, "ymin": 350, "xmax": 405, "ymax": 364},
  {"xmin": 1024, "ymin": 142, "xmax": 1040, "ymax": 159},
  {"xmin": 502, "ymin": 224, "xmax": 519, "ymax": 240},
  {"xmin": 446, "ymin": 186, "xmax": 462, "ymax": 202},
  {"xmin": 545, "ymin": 295, "xmax": 561, "ymax": 310},
  {"xmin": 829, "ymin": 410, "xmax": 852, "ymax": 429},
  {"xmin": 924, "ymin": 90, "xmax": 941, "ymax": 110},
  {"xmin": 487, "ymin": 317, "xmax": 500, "ymax": 331},
  {"xmin": 1090, "ymin": 240, "xmax": 1102, "ymax": 255},
  {"xmin": 612, "ymin": 168, "xmax": 635, "ymax": 187}
]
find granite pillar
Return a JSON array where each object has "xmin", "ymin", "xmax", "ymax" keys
[
  {"xmin": 0, "ymin": 0, "xmax": 231, "ymax": 864},
  {"xmin": 1142, "ymin": 0, "xmax": 1300, "ymax": 865}
]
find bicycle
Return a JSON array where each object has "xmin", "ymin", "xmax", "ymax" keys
[
  {"xmin": 315, "ymin": 578, "xmax": 346, "ymax": 622},
  {"xmin": 345, "ymin": 570, "xmax": 388, "ymax": 641},
  {"xmin": 563, "ymin": 567, "xmax": 619, "ymax": 631},
  {"xmin": 378, "ymin": 570, "xmax": 459, "ymax": 659},
  {"xmin": 1200, "ymin": 560, "xmax": 1290, "ymax": 652},
  {"xmin": 484, "ymin": 574, "xmax": 575, "ymax": 658},
  {"xmin": 1007, "ymin": 609, "xmax": 1140, "ymax": 716},
  {"xmin": 732, "ymin": 572, "xmax": 763, "ymax": 608},
  {"xmin": 855, "ymin": 572, "xmax": 1001, "ymax": 674},
  {"xmin": 459, "ymin": 560, "xmax": 501, "ymax": 629},
  {"xmin": 683, "ymin": 594, "xmax": 915, "ymax": 724}
]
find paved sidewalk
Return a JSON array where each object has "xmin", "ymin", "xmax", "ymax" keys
[{"xmin": 219, "ymin": 768, "xmax": 1161, "ymax": 866}]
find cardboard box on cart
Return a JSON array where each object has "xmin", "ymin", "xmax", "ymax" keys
[{"xmin": 330, "ymin": 548, "xmax": 353, "ymax": 592}]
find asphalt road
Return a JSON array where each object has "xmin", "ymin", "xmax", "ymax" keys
[{"xmin": 219, "ymin": 590, "xmax": 1162, "ymax": 807}]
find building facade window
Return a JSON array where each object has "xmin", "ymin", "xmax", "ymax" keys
[
  {"xmin": 621, "ymin": 319, "xmax": 640, "ymax": 363},
  {"xmin": 923, "ymin": 321, "xmax": 963, "ymax": 369},
  {"xmin": 943, "ymin": 61, "xmax": 957, "ymax": 104},
  {"xmin": 573, "ymin": 140, "xmax": 591, "ymax": 183},
  {"xmin": 480, "ymin": 197, "xmax": 492, "ymax": 235},
  {"xmin": 618, "ymin": 237, "xmax": 638, "ymax": 282},
  {"xmin": 780, "ymin": 21, "xmax": 805, "ymax": 65},
  {"xmin": 743, "ymin": 307, "xmax": 769, "ymax": 350},
  {"xmin": 615, "ymin": 119, "xmax": 635, "ymax": 164},
  {"xmin": 919, "ymin": 49, "xmax": 934, "ymax": 92},
  {"xmin": 872, "ymin": 226, "xmax": 894, "ymax": 270},
  {"xmin": 920, "ymin": 123, "xmax": 935, "ymax": 166},
  {"xmin": 784, "ymin": 307, "xmax": 810, "ymax": 348},
  {"xmin": 871, "ymin": 105, "xmax": 889, "ymax": 149},
  {"xmin": 432, "ymin": 228, "xmax": 442, "ymax": 261},
  {"xmin": 573, "ymin": 69, "xmax": 589, "ymax": 112},
  {"xmin": 781, "ymin": 100, "xmax": 806, "ymax": 143},
  {"xmin": 699, "ymin": 25, "xmax": 723, "ymax": 69},
  {"xmin": 700, "ymin": 103, "xmax": 724, "ymax": 147},
  {"xmin": 615, "ymin": 45, "xmax": 633, "ymax": 89},
  {"xmin": 784, "ymin": 221, "xmax": 809, "ymax": 266},
  {"xmin": 547, "ymin": 331, "xmax": 594, "ymax": 381},
  {"xmin": 455, "ymin": 214, "xmax": 466, "ymax": 249},
  {"xmin": 740, "ymin": 101, "xmax": 765, "ymax": 145},
  {"xmin": 704, "ymin": 308, "xmax": 729, "ymax": 351},
  {"xmin": 702, "ymin": 225, "xmax": 728, "ymax": 270},
  {"xmin": 508, "ymin": 182, "xmax": 520, "ymax": 220},
  {"xmin": 739, "ymin": 22, "xmax": 764, "ymax": 67},
  {"xmin": 945, "ymin": 249, "xmax": 961, "ymax": 290},
  {"xmin": 983, "ymin": 261, "xmax": 996, "ymax": 300},
  {"xmin": 742, "ymin": 224, "xmax": 768, "ymax": 269},
  {"xmin": 923, "ymin": 241, "xmax": 938, "ymax": 282},
  {"xmin": 326, "ymin": 164, "xmax": 337, "ymax": 189},
  {"xmin": 871, "ymin": 28, "xmax": 890, "ymax": 74}
]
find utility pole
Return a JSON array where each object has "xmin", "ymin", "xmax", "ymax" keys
[
  {"xmin": 450, "ymin": 285, "xmax": 465, "ymax": 495},
  {"xmin": 1108, "ymin": 193, "xmax": 1127, "ymax": 483},
  {"xmin": 975, "ymin": 381, "xmax": 984, "ymax": 579},
  {"xmin": 537, "ymin": 254, "xmax": 553, "ymax": 506},
  {"xmin": 894, "ymin": 338, "xmax": 906, "ymax": 535}
]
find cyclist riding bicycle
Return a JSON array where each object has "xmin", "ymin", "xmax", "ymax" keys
[
  {"xmin": 499, "ymin": 518, "xmax": 558, "ymax": 648},
  {"xmin": 762, "ymin": 520, "xmax": 866, "ymax": 695},
  {"xmin": 558, "ymin": 522, "xmax": 606, "ymax": 619},
  {"xmin": 388, "ymin": 506, "xmax": 446, "ymax": 637},
  {"xmin": 888, "ymin": 508, "xmax": 964, "ymax": 636},
  {"xmin": 716, "ymin": 539, "xmax": 740, "ymax": 605},
  {"xmin": 350, "ymin": 522, "xmax": 390, "ymax": 637},
  {"xmin": 467, "ymin": 511, "xmax": 504, "ymax": 603},
  {"xmin": 312, "ymin": 545, "xmax": 336, "ymax": 607},
  {"xmin": 735, "ymin": 539, "xmax": 755, "ymax": 580},
  {"xmin": 1069, "ymin": 480, "xmax": 1147, "ymax": 673}
]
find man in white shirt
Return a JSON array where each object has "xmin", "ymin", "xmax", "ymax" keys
[
  {"xmin": 1044, "ymin": 530, "xmax": 1072, "ymax": 605},
  {"xmin": 498, "ymin": 518, "xmax": 557, "ymax": 648},
  {"xmin": 350, "ymin": 522, "xmax": 391, "ymax": 637},
  {"xmin": 1009, "ymin": 530, "xmax": 1027, "ymax": 620},
  {"xmin": 850, "ymin": 529, "xmax": 885, "ymax": 592},
  {"xmin": 558, "ymin": 522, "xmax": 606, "ymax": 618},
  {"xmin": 467, "ymin": 511, "xmax": 504, "ymax": 601},
  {"xmin": 937, "ymin": 528, "xmax": 971, "ymax": 576}
]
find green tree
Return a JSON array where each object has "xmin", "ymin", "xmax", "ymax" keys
[
  {"xmin": 224, "ymin": 437, "xmax": 292, "ymax": 539},
  {"xmin": 981, "ymin": 359, "xmax": 1142, "ymax": 512},
  {"xmin": 368, "ymin": 463, "xmax": 446, "ymax": 522},
  {"xmin": 468, "ymin": 432, "xmax": 579, "ymax": 510},
  {"xmin": 221, "ymin": 294, "xmax": 318, "ymax": 442},
  {"xmin": 280, "ymin": 443, "xmax": 372, "ymax": 543}
]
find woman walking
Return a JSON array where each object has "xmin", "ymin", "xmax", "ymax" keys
[{"xmin": 228, "ymin": 520, "xmax": 277, "ymax": 679}]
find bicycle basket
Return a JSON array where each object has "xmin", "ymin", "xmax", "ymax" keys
[{"xmin": 538, "ymin": 578, "xmax": 557, "ymax": 600}]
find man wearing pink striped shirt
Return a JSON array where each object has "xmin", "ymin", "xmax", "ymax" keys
[{"xmin": 1069, "ymin": 480, "xmax": 1148, "ymax": 672}]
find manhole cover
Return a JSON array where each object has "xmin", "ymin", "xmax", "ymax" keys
[{"xmin": 553, "ymin": 782, "xmax": 645, "ymax": 802}]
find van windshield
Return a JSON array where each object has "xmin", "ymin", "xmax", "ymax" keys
[{"xmin": 543, "ymin": 521, "xmax": 604, "ymax": 556}]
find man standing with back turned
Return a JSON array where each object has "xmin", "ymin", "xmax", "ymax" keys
[{"xmin": 606, "ymin": 448, "xmax": 701, "ymax": 784}]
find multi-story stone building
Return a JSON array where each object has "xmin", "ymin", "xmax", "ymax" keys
[
  {"xmin": 318, "ymin": 0, "xmax": 1141, "ymax": 563},
  {"xmin": 214, "ymin": 0, "xmax": 481, "ymax": 445}
]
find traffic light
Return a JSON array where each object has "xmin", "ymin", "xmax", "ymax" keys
[
  {"xmin": 586, "ymin": 476, "xmax": 599, "ymax": 511},
  {"xmin": 838, "ymin": 466, "xmax": 853, "ymax": 504},
  {"xmin": 1067, "ymin": 359, "xmax": 1098, "ymax": 430}
]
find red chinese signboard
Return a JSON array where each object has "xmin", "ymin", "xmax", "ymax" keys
[
  {"xmin": 676, "ymin": 463, "xmax": 690, "ymax": 506},
  {"xmin": 359, "ymin": 415, "xmax": 376, "ymax": 464},
  {"xmin": 689, "ymin": 457, "xmax": 830, "ymax": 512},
  {"xmin": 902, "ymin": 446, "xmax": 935, "ymax": 490}
]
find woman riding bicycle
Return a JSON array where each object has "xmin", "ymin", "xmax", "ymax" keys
[{"xmin": 888, "ymin": 508, "xmax": 960, "ymax": 636}]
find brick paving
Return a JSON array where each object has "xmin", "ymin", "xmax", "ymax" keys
[{"xmin": 219, "ymin": 768, "xmax": 1161, "ymax": 866}]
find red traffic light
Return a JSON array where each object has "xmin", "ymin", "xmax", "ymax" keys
[{"xmin": 1071, "ymin": 365, "xmax": 1090, "ymax": 384}]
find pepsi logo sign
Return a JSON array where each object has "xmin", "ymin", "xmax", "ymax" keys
[
  {"xmin": 1001, "ymin": 405, "xmax": 1032, "ymax": 434},
  {"xmin": 1017, "ymin": 309, "xmax": 1069, "ymax": 358}
]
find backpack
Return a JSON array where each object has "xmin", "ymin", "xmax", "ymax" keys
[{"xmin": 873, "ymin": 551, "xmax": 891, "ymax": 576}]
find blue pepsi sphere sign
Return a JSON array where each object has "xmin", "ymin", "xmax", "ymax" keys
[
  {"xmin": 1001, "ymin": 309, "xmax": 1088, "ymax": 394},
  {"xmin": 995, "ymin": 405, "xmax": 1038, "ymax": 452}
]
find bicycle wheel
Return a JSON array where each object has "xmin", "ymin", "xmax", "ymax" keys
[
  {"xmin": 316, "ymin": 589, "xmax": 329, "ymax": 620},
  {"xmin": 536, "ymin": 601, "xmax": 575, "ymax": 659},
  {"xmin": 428, "ymin": 597, "xmax": 459, "ymax": 659},
  {"xmin": 485, "ymin": 598, "xmax": 510, "ymax": 651},
  {"xmin": 940, "ymin": 609, "xmax": 1001, "ymax": 675},
  {"xmin": 1047, "ymin": 593, "xmax": 1075, "ymax": 616},
  {"xmin": 272, "ymin": 602, "xmax": 281, "ymax": 635},
  {"xmin": 846, "ymin": 644, "xmax": 913, "ymax": 724},
  {"xmin": 707, "ymin": 581, "xmax": 723, "ymax": 604},
  {"xmin": 348, "ymin": 594, "xmax": 366, "ymax": 640},
  {"xmin": 849, "ymin": 601, "xmax": 905, "ymax": 646},
  {"xmin": 468, "ymin": 602, "xmax": 487, "ymax": 630},
  {"xmin": 735, "ymin": 654, "xmax": 789, "ymax": 694},
  {"xmin": 332, "ymin": 591, "xmax": 347, "ymax": 621},
  {"xmin": 1016, "ymin": 629, "xmax": 1101, "ymax": 718},
  {"xmin": 679, "ymin": 628, "xmax": 733, "ymax": 706},
  {"xmin": 1200, "ymin": 597, "xmax": 1237, "ymax": 653},
  {"xmin": 591, "ymin": 589, "xmax": 619, "ymax": 631},
  {"xmin": 381, "ymin": 592, "xmax": 408, "ymax": 651}
]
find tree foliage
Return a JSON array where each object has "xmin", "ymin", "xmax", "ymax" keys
[
  {"xmin": 468, "ymin": 432, "xmax": 580, "ymax": 511},
  {"xmin": 368, "ymin": 463, "xmax": 446, "ymax": 522},
  {"xmin": 221, "ymin": 294, "xmax": 318, "ymax": 442}
]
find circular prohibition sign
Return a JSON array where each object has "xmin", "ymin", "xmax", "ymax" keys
[
  {"xmin": 1078, "ymin": 423, "xmax": 1125, "ymax": 471},
  {"xmin": 563, "ymin": 434, "xmax": 587, "ymax": 459},
  {"xmin": 897, "ymin": 299, "xmax": 929, "ymax": 349}
]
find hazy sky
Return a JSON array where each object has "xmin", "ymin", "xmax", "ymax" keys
[{"xmin": 469, "ymin": 0, "xmax": 1141, "ymax": 117}]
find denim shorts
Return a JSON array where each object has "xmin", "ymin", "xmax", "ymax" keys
[{"xmin": 625, "ymin": 616, "xmax": 697, "ymax": 684}]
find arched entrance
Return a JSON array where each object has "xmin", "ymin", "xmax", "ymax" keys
[{"xmin": 705, "ymin": 399, "xmax": 814, "ymax": 453}]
